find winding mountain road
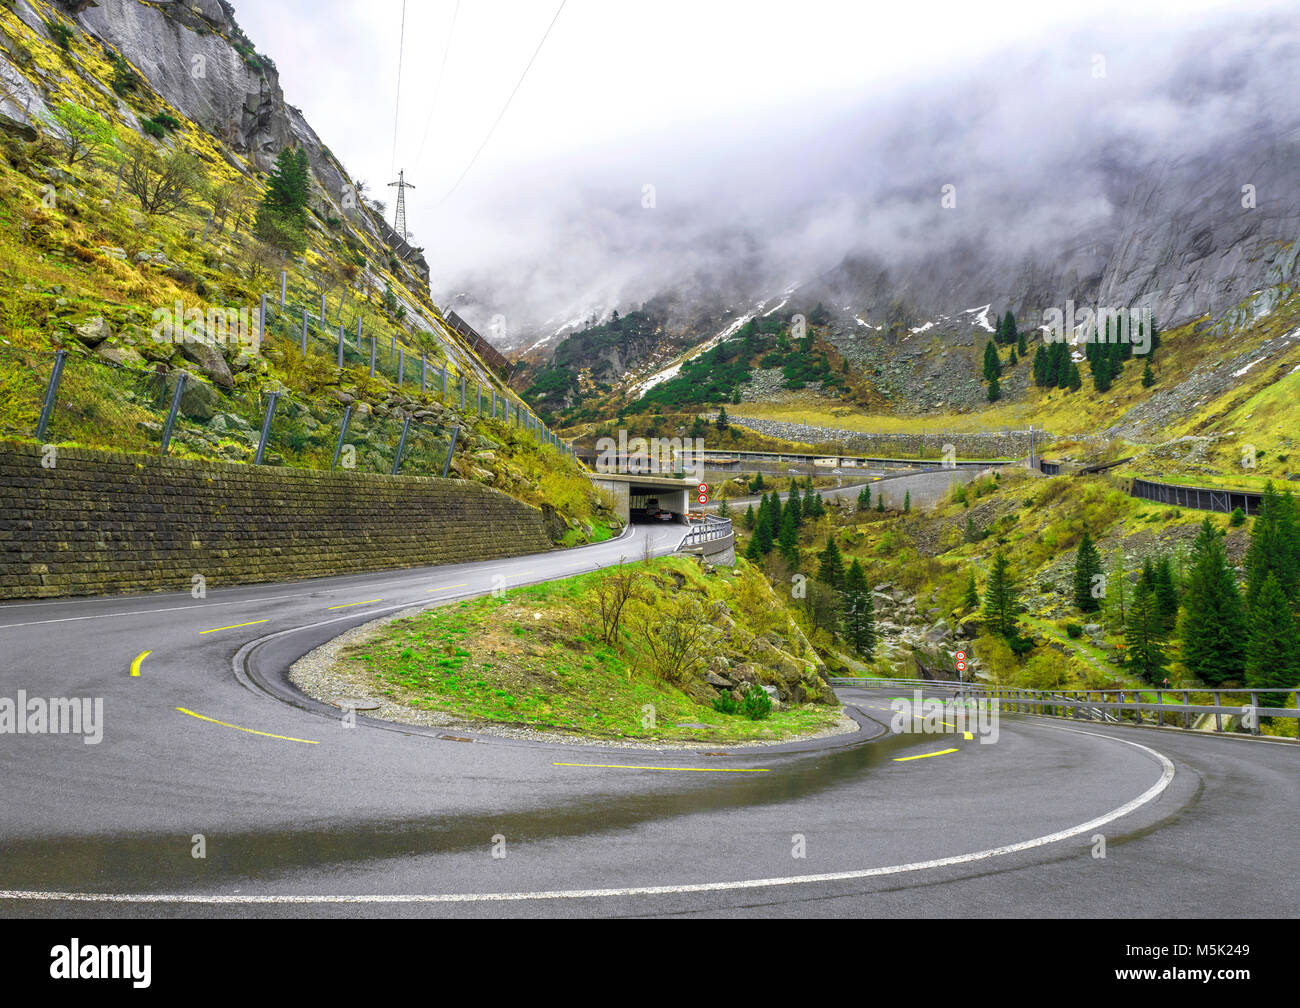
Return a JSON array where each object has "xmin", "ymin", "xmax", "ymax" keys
[{"xmin": 0, "ymin": 507, "xmax": 1294, "ymax": 919}]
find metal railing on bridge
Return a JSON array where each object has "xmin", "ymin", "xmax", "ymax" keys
[
  {"xmin": 830, "ymin": 678, "xmax": 1299, "ymax": 737},
  {"xmin": 678, "ymin": 514, "xmax": 734, "ymax": 551}
]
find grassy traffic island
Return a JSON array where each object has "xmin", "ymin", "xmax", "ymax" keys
[{"xmin": 291, "ymin": 557, "xmax": 853, "ymax": 746}]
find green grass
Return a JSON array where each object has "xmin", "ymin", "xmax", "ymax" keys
[{"xmin": 335, "ymin": 557, "xmax": 844, "ymax": 742}]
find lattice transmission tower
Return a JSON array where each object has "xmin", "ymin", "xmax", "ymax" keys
[{"xmin": 387, "ymin": 170, "xmax": 415, "ymax": 240}]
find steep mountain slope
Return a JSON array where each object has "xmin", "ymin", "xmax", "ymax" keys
[{"xmin": 0, "ymin": 0, "xmax": 606, "ymax": 535}]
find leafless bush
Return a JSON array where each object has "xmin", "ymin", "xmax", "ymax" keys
[
  {"xmin": 591, "ymin": 558, "xmax": 638, "ymax": 646},
  {"xmin": 628, "ymin": 594, "xmax": 711, "ymax": 685}
]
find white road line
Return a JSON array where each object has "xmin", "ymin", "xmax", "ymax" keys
[
  {"xmin": 0, "ymin": 727, "xmax": 1174, "ymax": 905},
  {"xmin": 0, "ymin": 593, "xmax": 308, "ymax": 631}
]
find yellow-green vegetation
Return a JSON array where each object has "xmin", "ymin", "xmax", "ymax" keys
[
  {"xmin": 0, "ymin": 1, "xmax": 605, "ymax": 531},
  {"xmin": 741, "ymin": 466, "xmax": 1248, "ymax": 693},
  {"xmin": 337, "ymin": 556, "xmax": 845, "ymax": 742}
]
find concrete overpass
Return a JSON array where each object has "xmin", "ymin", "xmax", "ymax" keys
[{"xmin": 586, "ymin": 472, "xmax": 697, "ymax": 525}]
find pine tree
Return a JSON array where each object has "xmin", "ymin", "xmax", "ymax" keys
[
  {"xmin": 1055, "ymin": 344, "xmax": 1072, "ymax": 389},
  {"xmin": 1093, "ymin": 351, "xmax": 1112, "ymax": 392},
  {"xmin": 876, "ymin": 496, "xmax": 884, "ymax": 513},
  {"xmin": 743, "ymin": 503, "xmax": 755, "ymax": 530},
  {"xmin": 983, "ymin": 339, "xmax": 1002, "ymax": 381},
  {"xmin": 1125, "ymin": 581, "xmax": 1167, "ymax": 684},
  {"xmin": 1181, "ymin": 517, "xmax": 1246, "ymax": 686},
  {"xmin": 962, "ymin": 571, "xmax": 979, "ymax": 610},
  {"xmin": 1016, "ymin": 328, "xmax": 1027, "ymax": 357},
  {"xmin": 1067, "ymin": 362, "xmax": 1082, "ymax": 392},
  {"xmin": 1073, "ymin": 530, "xmax": 1103, "ymax": 613},
  {"xmin": 818, "ymin": 539, "xmax": 844, "ymax": 589},
  {"xmin": 255, "ymin": 145, "xmax": 311, "ymax": 251},
  {"xmin": 1245, "ymin": 483, "xmax": 1300, "ymax": 608},
  {"xmin": 752, "ymin": 511, "xmax": 774, "ymax": 555},
  {"xmin": 1245, "ymin": 572, "xmax": 1299, "ymax": 709},
  {"xmin": 1032, "ymin": 345, "xmax": 1047, "ymax": 387},
  {"xmin": 842, "ymin": 559, "xmax": 875, "ymax": 657},
  {"xmin": 982, "ymin": 551, "xmax": 1020, "ymax": 639},
  {"xmin": 857, "ymin": 486, "xmax": 871, "ymax": 511},
  {"xmin": 752, "ymin": 472, "xmax": 765, "ymax": 491},
  {"xmin": 716, "ymin": 498, "xmax": 731, "ymax": 520},
  {"xmin": 715, "ymin": 406, "xmax": 730, "ymax": 432},
  {"xmin": 785, "ymin": 489, "xmax": 802, "ymax": 528},
  {"xmin": 1002, "ymin": 309, "xmax": 1018, "ymax": 348},
  {"xmin": 1008, "ymin": 346, "xmax": 1018, "ymax": 367},
  {"xmin": 768, "ymin": 492, "xmax": 782, "ymax": 540},
  {"xmin": 903, "ymin": 490, "xmax": 911, "ymax": 512},
  {"xmin": 987, "ymin": 374, "xmax": 1001, "ymax": 402},
  {"xmin": 778, "ymin": 505, "xmax": 799, "ymax": 567},
  {"xmin": 1141, "ymin": 360, "xmax": 1155, "ymax": 387}
]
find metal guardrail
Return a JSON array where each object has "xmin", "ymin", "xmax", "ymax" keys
[
  {"xmin": 830, "ymin": 678, "xmax": 1299, "ymax": 737},
  {"xmin": 678, "ymin": 514, "xmax": 733, "ymax": 551}
]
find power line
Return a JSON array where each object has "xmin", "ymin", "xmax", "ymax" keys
[
  {"xmin": 436, "ymin": 0, "xmax": 566, "ymax": 206},
  {"xmin": 414, "ymin": 0, "xmax": 461, "ymax": 173},
  {"xmin": 390, "ymin": 0, "xmax": 407, "ymax": 179}
]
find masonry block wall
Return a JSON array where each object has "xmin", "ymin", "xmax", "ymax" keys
[{"xmin": 0, "ymin": 442, "xmax": 552, "ymax": 599}]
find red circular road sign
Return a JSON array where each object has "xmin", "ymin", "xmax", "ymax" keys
[
  {"xmin": 698, "ymin": 493, "xmax": 708, "ymax": 503},
  {"xmin": 698, "ymin": 483, "xmax": 708, "ymax": 493},
  {"xmin": 956, "ymin": 660, "xmax": 967, "ymax": 672},
  {"xmin": 955, "ymin": 650, "xmax": 967, "ymax": 662}
]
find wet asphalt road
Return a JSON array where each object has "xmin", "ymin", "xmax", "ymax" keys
[{"xmin": 0, "ymin": 514, "xmax": 1295, "ymax": 918}]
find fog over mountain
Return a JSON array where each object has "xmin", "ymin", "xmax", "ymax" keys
[{"xmin": 429, "ymin": 1, "xmax": 1300, "ymax": 351}]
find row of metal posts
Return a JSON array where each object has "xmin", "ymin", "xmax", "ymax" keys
[{"xmin": 258, "ymin": 273, "xmax": 576, "ymax": 456}]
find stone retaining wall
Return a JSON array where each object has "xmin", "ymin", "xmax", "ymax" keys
[{"xmin": 0, "ymin": 441, "xmax": 552, "ymax": 599}]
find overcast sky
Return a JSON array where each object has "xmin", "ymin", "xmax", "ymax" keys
[{"xmin": 235, "ymin": 0, "xmax": 1295, "ymax": 333}]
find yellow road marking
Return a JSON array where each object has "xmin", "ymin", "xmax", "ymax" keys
[
  {"xmin": 554, "ymin": 762, "xmax": 768, "ymax": 773},
  {"xmin": 129, "ymin": 650, "xmax": 151, "ymax": 677},
  {"xmin": 428, "ymin": 583, "xmax": 468, "ymax": 593},
  {"xmin": 198, "ymin": 619, "xmax": 268, "ymax": 635},
  {"xmin": 175, "ymin": 708, "xmax": 319, "ymax": 744},
  {"xmin": 326, "ymin": 599, "xmax": 383, "ymax": 610},
  {"xmin": 893, "ymin": 748, "xmax": 959, "ymax": 762}
]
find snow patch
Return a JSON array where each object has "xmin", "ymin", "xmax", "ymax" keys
[
  {"xmin": 963, "ymin": 304, "xmax": 995, "ymax": 332},
  {"xmin": 1232, "ymin": 358, "xmax": 1266, "ymax": 378}
]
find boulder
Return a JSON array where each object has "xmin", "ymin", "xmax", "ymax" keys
[
  {"xmin": 74, "ymin": 315, "xmax": 112, "ymax": 347},
  {"xmin": 94, "ymin": 343, "xmax": 145, "ymax": 369},
  {"xmin": 158, "ymin": 370, "xmax": 222, "ymax": 422},
  {"xmin": 177, "ymin": 336, "xmax": 234, "ymax": 390}
]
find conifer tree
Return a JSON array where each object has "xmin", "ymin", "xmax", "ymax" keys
[
  {"xmin": 1181, "ymin": 517, "xmax": 1246, "ymax": 686},
  {"xmin": 982, "ymin": 551, "xmax": 1020, "ymax": 639},
  {"xmin": 1245, "ymin": 572, "xmax": 1299, "ymax": 709},
  {"xmin": 743, "ymin": 503, "xmax": 755, "ymax": 530},
  {"xmin": 1073, "ymin": 530, "xmax": 1103, "ymax": 613},
  {"xmin": 987, "ymin": 374, "xmax": 1001, "ymax": 402},
  {"xmin": 818, "ymin": 539, "xmax": 844, "ymax": 590},
  {"xmin": 857, "ymin": 486, "xmax": 871, "ymax": 511},
  {"xmin": 983, "ymin": 339, "xmax": 1002, "ymax": 381},
  {"xmin": 1125, "ymin": 581, "xmax": 1167, "ymax": 684},
  {"xmin": 778, "ymin": 506, "xmax": 799, "ymax": 567},
  {"xmin": 962, "ymin": 570, "xmax": 980, "ymax": 610},
  {"xmin": 842, "ymin": 559, "xmax": 875, "ymax": 657},
  {"xmin": 1246, "ymin": 483, "xmax": 1300, "ymax": 608},
  {"xmin": 785, "ymin": 489, "xmax": 802, "ymax": 528}
]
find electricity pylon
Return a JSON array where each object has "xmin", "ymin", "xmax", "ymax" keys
[{"xmin": 387, "ymin": 170, "xmax": 415, "ymax": 240}]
